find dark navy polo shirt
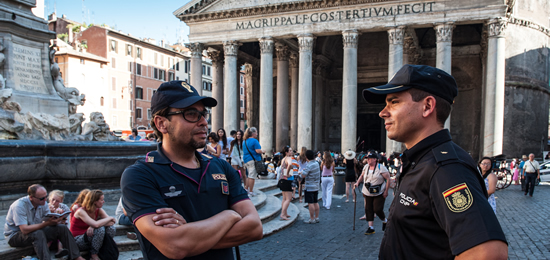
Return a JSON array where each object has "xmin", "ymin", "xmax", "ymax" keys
[
  {"xmin": 379, "ymin": 130, "xmax": 507, "ymax": 259},
  {"xmin": 120, "ymin": 143, "xmax": 249, "ymax": 260}
]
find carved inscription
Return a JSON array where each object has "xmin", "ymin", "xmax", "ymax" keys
[
  {"xmin": 12, "ymin": 44, "xmax": 48, "ymax": 94},
  {"xmin": 236, "ymin": 2, "xmax": 436, "ymax": 30}
]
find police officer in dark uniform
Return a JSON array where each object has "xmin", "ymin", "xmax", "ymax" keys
[
  {"xmin": 121, "ymin": 81, "xmax": 263, "ymax": 259},
  {"xmin": 363, "ymin": 65, "xmax": 507, "ymax": 259}
]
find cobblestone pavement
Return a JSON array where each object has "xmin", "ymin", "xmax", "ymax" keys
[{"xmin": 238, "ymin": 184, "xmax": 550, "ymax": 260}]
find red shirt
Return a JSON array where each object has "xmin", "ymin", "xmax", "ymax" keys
[{"xmin": 69, "ymin": 207, "xmax": 98, "ymax": 237}]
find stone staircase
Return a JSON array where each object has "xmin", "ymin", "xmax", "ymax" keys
[{"xmin": 0, "ymin": 179, "xmax": 312, "ymax": 259}]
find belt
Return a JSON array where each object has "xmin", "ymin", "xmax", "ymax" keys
[
  {"xmin": 526, "ymin": 172, "xmax": 536, "ymax": 174},
  {"xmin": 322, "ymin": 175, "xmax": 332, "ymax": 177}
]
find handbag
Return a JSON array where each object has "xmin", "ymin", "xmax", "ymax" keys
[
  {"xmin": 97, "ymin": 233, "xmax": 119, "ymax": 260},
  {"xmin": 245, "ymin": 140, "xmax": 268, "ymax": 176},
  {"xmin": 364, "ymin": 163, "xmax": 383, "ymax": 195}
]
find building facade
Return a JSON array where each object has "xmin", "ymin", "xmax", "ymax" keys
[{"xmin": 174, "ymin": 0, "xmax": 550, "ymax": 159}]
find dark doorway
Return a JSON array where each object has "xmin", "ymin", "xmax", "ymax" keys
[
  {"xmin": 356, "ymin": 82, "xmax": 386, "ymax": 153},
  {"xmin": 357, "ymin": 113, "xmax": 383, "ymax": 153}
]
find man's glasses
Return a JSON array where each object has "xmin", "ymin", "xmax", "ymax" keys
[
  {"xmin": 35, "ymin": 195, "xmax": 47, "ymax": 201},
  {"xmin": 166, "ymin": 109, "xmax": 210, "ymax": 123}
]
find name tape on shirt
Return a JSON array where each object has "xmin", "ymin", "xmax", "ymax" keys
[
  {"xmin": 442, "ymin": 183, "xmax": 473, "ymax": 213},
  {"xmin": 212, "ymin": 173, "xmax": 227, "ymax": 181}
]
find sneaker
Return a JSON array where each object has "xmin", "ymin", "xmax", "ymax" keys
[
  {"xmin": 315, "ymin": 218, "xmax": 319, "ymax": 223},
  {"xmin": 303, "ymin": 219, "xmax": 315, "ymax": 224},
  {"xmin": 54, "ymin": 248, "xmax": 69, "ymax": 258},
  {"xmin": 382, "ymin": 222, "xmax": 387, "ymax": 231},
  {"xmin": 127, "ymin": 232, "xmax": 138, "ymax": 240},
  {"xmin": 365, "ymin": 227, "xmax": 375, "ymax": 235}
]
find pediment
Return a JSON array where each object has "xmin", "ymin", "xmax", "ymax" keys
[{"xmin": 174, "ymin": 0, "xmax": 319, "ymax": 16}]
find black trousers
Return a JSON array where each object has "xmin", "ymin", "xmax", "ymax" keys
[
  {"xmin": 363, "ymin": 194, "xmax": 386, "ymax": 222},
  {"xmin": 524, "ymin": 173, "xmax": 538, "ymax": 196}
]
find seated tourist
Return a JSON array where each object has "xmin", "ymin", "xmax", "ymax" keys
[
  {"xmin": 115, "ymin": 197, "xmax": 137, "ymax": 240},
  {"xmin": 3, "ymin": 184, "xmax": 84, "ymax": 260},
  {"xmin": 47, "ymin": 190, "xmax": 72, "ymax": 258},
  {"xmin": 70, "ymin": 190, "xmax": 116, "ymax": 260}
]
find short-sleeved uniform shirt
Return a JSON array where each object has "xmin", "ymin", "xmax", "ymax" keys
[
  {"xmin": 243, "ymin": 138, "xmax": 262, "ymax": 163},
  {"xmin": 4, "ymin": 196, "xmax": 50, "ymax": 240},
  {"xmin": 379, "ymin": 130, "xmax": 507, "ymax": 259},
  {"xmin": 120, "ymin": 143, "xmax": 249, "ymax": 260}
]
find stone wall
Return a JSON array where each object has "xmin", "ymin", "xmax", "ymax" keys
[{"xmin": 503, "ymin": 22, "xmax": 550, "ymax": 158}]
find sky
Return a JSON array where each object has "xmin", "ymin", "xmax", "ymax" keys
[{"xmin": 44, "ymin": 0, "xmax": 192, "ymax": 45}]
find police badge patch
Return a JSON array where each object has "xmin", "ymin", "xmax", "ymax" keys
[
  {"xmin": 442, "ymin": 183, "xmax": 473, "ymax": 213},
  {"xmin": 221, "ymin": 181, "xmax": 229, "ymax": 195}
]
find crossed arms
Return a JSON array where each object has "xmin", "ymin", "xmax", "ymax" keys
[{"xmin": 134, "ymin": 199, "xmax": 263, "ymax": 259}]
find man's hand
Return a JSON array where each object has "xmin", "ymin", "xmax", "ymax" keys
[
  {"xmin": 153, "ymin": 208, "xmax": 187, "ymax": 228},
  {"xmin": 43, "ymin": 216, "xmax": 62, "ymax": 226}
]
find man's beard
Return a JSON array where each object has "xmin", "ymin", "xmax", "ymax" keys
[{"xmin": 167, "ymin": 125, "xmax": 206, "ymax": 150}]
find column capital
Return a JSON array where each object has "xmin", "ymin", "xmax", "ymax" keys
[
  {"xmin": 185, "ymin": 43, "xmax": 203, "ymax": 57},
  {"xmin": 289, "ymin": 52, "xmax": 299, "ymax": 68},
  {"xmin": 387, "ymin": 27, "xmax": 405, "ymax": 45},
  {"xmin": 434, "ymin": 22, "xmax": 455, "ymax": 42},
  {"xmin": 487, "ymin": 18, "xmax": 507, "ymax": 38},
  {"xmin": 342, "ymin": 29, "xmax": 359, "ymax": 48},
  {"xmin": 259, "ymin": 37, "xmax": 274, "ymax": 54},
  {"xmin": 275, "ymin": 42, "xmax": 290, "ymax": 61},
  {"xmin": 297, "ymin": 34, "xmax": 315, "ymax": 52},
  {"xmin": 207, "ymin": 49, "xmax": 223, "ymax": 65},
  {"xmin": 223, "ymin": 41, "xmax": 241, "ymax": 56}
]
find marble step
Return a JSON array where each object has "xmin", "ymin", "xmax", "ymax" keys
[
  {"xmin": 257, "ymin": 195, "xmax": 282, "ymax": 224},
  {"xmin": 261, "ymin": 201, "xmax": 299, "ymax": 237}
]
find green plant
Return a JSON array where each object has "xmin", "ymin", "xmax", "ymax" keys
[{"xmin": 57, "ymin": 33, "xmax": 68, "ymax": 42}]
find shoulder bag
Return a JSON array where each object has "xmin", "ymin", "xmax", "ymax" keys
[{"xmin": 245, "ymin": 140, "xmax": 268, "ymax": 176}]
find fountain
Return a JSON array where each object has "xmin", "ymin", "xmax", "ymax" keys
[{"xmin": 0, "ymin": 0, "xmax": 155, "ymax": 205}]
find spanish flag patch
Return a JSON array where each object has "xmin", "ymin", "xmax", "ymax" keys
[{"xmin": 442, "ymin": 183, "xmax": 473, "ymax": 213}]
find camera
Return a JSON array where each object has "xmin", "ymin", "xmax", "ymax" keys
[{"xmin": 364, "ymin": 182, "xmax": 371, "ymax": 188}]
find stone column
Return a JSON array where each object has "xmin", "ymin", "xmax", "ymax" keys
[
  {"xmin": 223, "ymin": 41, "xmax": 240, "ymax": 132},
  {"xmin": 289, "ymin": 53, "xmax": 299, "ymax": 150},
  {"xmin": 275, "ymin": 43, "xmax": 290, "ymax": 152},
  {"xmin": 208, "ymin": 50, "xmax": 224, "ymax": 131},
  {"xmin": 483, "ymin": 18, "xmax": 507, "ymax": 157},
  {"xmin": 314, "ymin": 64, "xmax": 324, "ymax": 151},
  {"xmin": 185, "ymin": 43, "xmax": 204, "ymax": 95},
  {"xmin": 297, "ymin": 34, "xmax": 315, "ymax": 150},
  {"xmin": 435, "ymin": 22, "xmax": 454, "ymax": 130},
  {"xmin": 341, "ymin": 29, "xmax": 359, "ymax": 153},
  {"xmin": 259, "ymin": 37, "xmax": 274, "ymax": 155},
  {"xmin": 386, "ymin": 27, "xmax": 405, "ymax": 154}
]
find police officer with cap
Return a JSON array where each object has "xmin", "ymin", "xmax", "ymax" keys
[
  {"xmin": 121, "ymin": 81, "xmax": 262, "ymax": 259},
  {"xmin": 363, "ymin": 65, "xmax": 507, "ymax": 259}
]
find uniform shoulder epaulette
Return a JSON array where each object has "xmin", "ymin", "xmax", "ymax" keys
[
  {"xmin": 200, "ymin": 153, "xmax": 212, "ymax": 159},
  {"xmin": 432, "ymin": 142, "xmax": 458, "ymax": 164}
]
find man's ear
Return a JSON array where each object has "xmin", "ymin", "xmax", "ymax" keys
[
  {"xmin": 154, "ymin": 116, "xmax": 169, "ymax": 134},
  {"xmin": 422, "ymin": 96, "xmax": 437, "ymax": 118}
]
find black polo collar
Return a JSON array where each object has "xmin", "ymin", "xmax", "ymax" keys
[
  {"xmin": 146, "ymin": 142, "xmax": 212, "ymax": 165},
  {"xmin": 401, "ymin": 129, "xmax": 451, "ymax": 171}
]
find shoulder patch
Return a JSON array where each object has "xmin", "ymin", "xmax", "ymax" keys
[
  {"xmin": 442, "ymin": 183, "xmax": 473, "ymax": 213},
  {"xmin": 146, "ymin": 155, "xmax": 154, "ymax": 163},
  {"xmin": 201, "ymin": 153, "xmax": 212, "ymax": 159},
  {"xmin": 432, "ymin": 142, "xmax": 458, "ymax": 163},
  {"xmin": 212, "ymin": 173, "xmax": 227, "ymax": 181}
]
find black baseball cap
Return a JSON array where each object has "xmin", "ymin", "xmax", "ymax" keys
[
  {"xmin": 151, "ymin": 81, "xmax": 217, "ymax": 115},
  {"xmin": 362, "ymin": 65, "xmax": 458, "ymax": 104}
]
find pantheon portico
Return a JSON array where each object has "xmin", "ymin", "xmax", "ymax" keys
[{"xmin": 175, "ymin": 0, "xmax": 550, "ymax": 159}]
